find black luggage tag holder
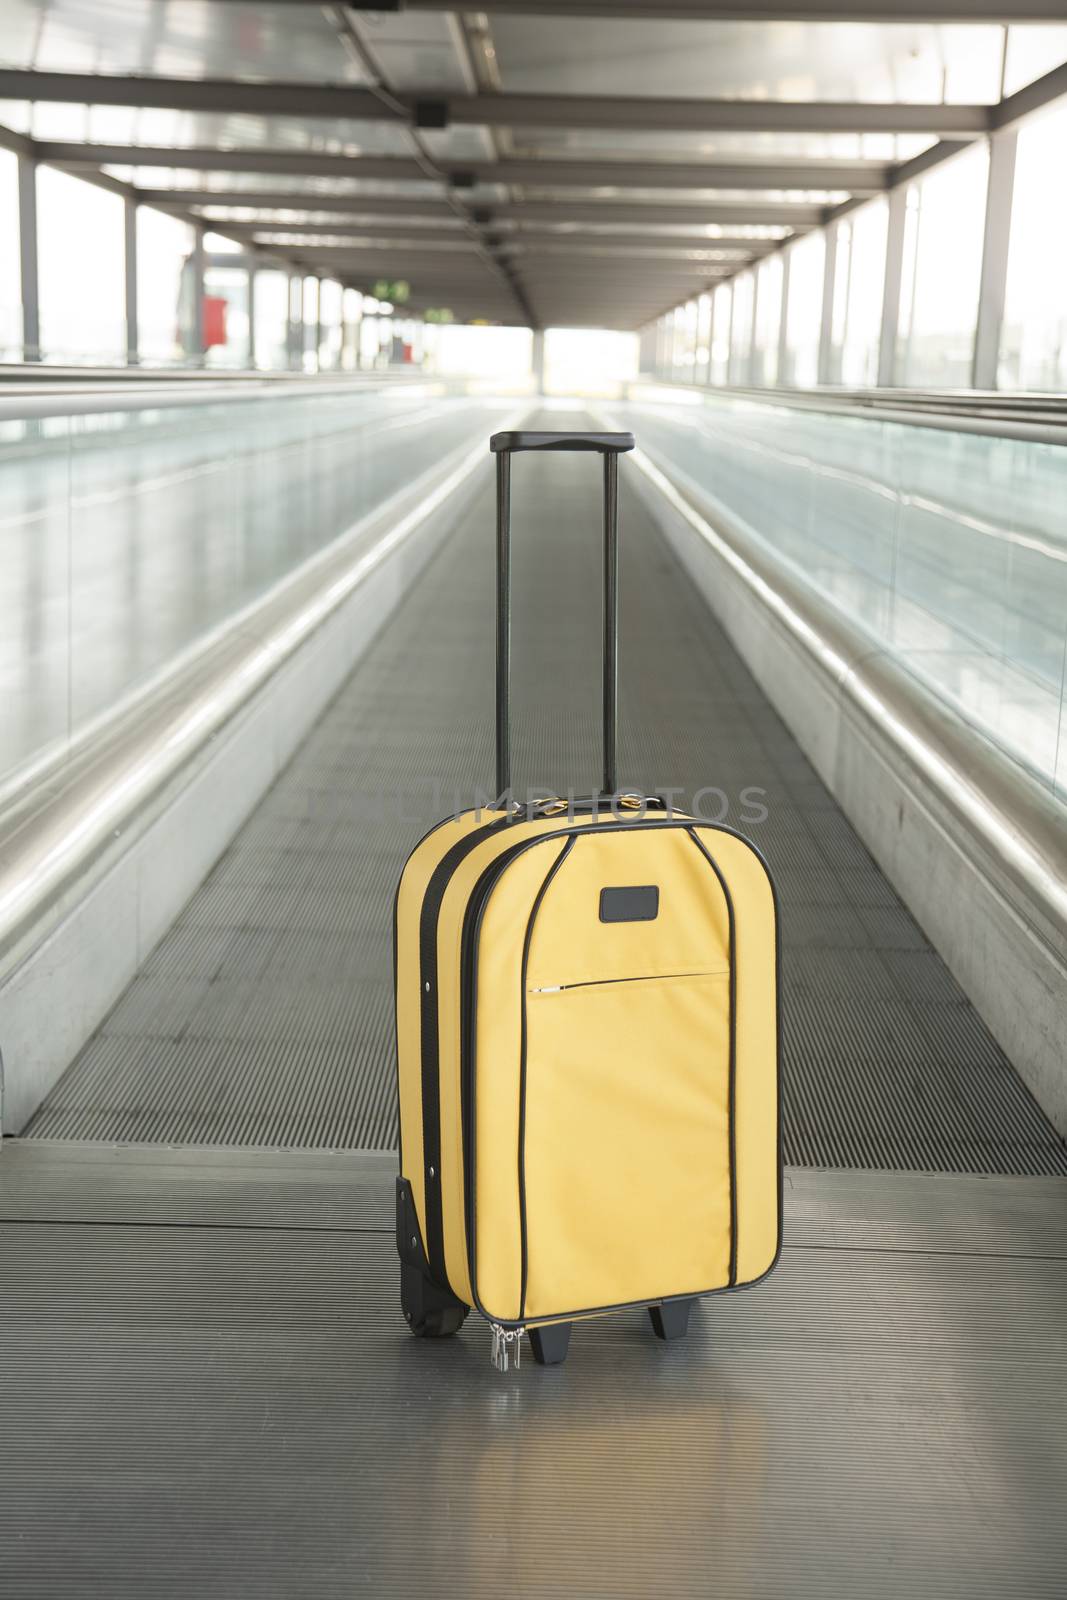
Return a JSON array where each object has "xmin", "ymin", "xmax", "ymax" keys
[{"xmin": 489, "ymin": 430, "xmax": 635, "ymax": 803}]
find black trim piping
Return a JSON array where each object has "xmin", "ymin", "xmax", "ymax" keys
[
  {"xmin": 686, "ymin": 828, "xmax": 738, "ymax": 1286},
  {"xmin": 518, "ymin": 836, "xmax": 576, "ymax": 1321},
  {"xmin": 392, "ymin": 808, "xmax": 469, "ymax": 1187},
  {"xmin": 415, "ymin": 813, "xmax": 513, "ymax": 1286}
]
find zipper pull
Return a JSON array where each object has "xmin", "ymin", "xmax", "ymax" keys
[{"xmin": 489, "ymin": 1324, "xmax": 524, "ymax": 1372}]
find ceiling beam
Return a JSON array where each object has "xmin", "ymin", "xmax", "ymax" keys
[
  {"xmin": 472, "ymin": 157, "xmax": 887, "ymax": 192},
  {"xmin": 512, "ymin": 228, "xmax": 779, "ymax": 251},
  {"xmin": 387, "ymin": 0, "xmax": 1067, "ymax": 18},
  {"xmin": 133, "ymin": 187, "xmax": 817, "ymax": 229},
  {"xmin": 3, "ymin": 69, "xmax": 993, "ymax": 138},
  {"xmin": 135, "ymin": 189, "xmax": 455, "ymax": 218},
  {"xmin": 990, "ymin": 57, "xmax": 1067, "ymax": 132},
  {"xmin": 225, "ymin": 220, "xmax": 775, "ymax": 257},
  {"xmin": 426, "ymin": 92, "xmax": 991, "ymax": 137},
  {"xmin": 515, "ymin": 265, "xmax": 735, "ymax": 281},
  {"xmin": 0, "ymin": 71, "xmax": 391, "ymax": 121},
  {"xmin": 510, "ymin": 241, "xmax": 757, "ymax": 261},
  {"xmin": 243, "ymin": 241, "xmax": 486, "ymax": 260},
  {"xmin": 36, "ymin": 142, "xmax": 427, "ymax": 181},
  {"xmin": 33, "ymin": 137, "xmax": 885, "ymax": 195},
  {"xmin": 232, "ymin": 221, "xmax": 473, "ymax": 241},
  {"xmin": 276, "ymin": 254, "xmax": 505, "ymax": 277},
  {"xmin": 277, "ymin": 256, "xmax": 500, "ymax": 275},
  {"xmin": 495, "ymin": 198, "xmax": 821, "ymax": 225}
]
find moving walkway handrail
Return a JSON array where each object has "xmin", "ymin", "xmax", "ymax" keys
[
  {"xmin": 0, "ymin": 413, "xmax": 510, "ymax": 971},
  {"xmin": 618, "ymin": 439, "xmax": 1067, "ymax": 950},
  {"xmin": 0, "ymin": 371, "xmax": 440, "ymax": 423},
  {"xmin": 630, "ymin": 380, "xmax": 1067, "ymax": 448}
]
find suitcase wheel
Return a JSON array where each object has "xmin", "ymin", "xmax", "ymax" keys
[
  {"xmin": 528, "ymin": 1321, "xmax": 572, "ymax": 1366},
  {"xmin": 648, "ymin": 1297, "xmax": 696, "ymax": 1342},
  {"xmin": 401, "ymin": 1263, "xmax": 469, "ymax": 1339}
]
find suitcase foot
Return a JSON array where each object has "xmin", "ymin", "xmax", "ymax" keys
[
  {"xmin": 529, "ymin": 1322, "xmax": 572, "ymax": 1366},
  {"xmin": 648, "ymin": 1297, "xmax": 696, "ymax": 1342},
  {"xmin": 401, "ymin": 1263, "xmax": 469, "ymax": 1339}
]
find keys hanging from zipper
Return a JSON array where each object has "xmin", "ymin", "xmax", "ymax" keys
[{"xmin": 490, "ymin": 1324, "xmax": 524, "ymax": 1372}]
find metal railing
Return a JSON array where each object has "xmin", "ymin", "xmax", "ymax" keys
[
  {"xmin": 632, "ymin": 377, "xmax": 1067, "ymax": 446},
  {"xmin": 620, "ymin": 379, "xmax": 1067, "ymax": 805},
  {"xmin": 0, "ymin": 373, "xmax": 517, "ymax": 967}
]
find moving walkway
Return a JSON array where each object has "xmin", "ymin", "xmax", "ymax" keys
[{"xmin": 1, "ymin": 380, "xmax": 1064, "ymax": 1599}]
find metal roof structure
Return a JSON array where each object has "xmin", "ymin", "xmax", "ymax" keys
[{"xmin": 1, "ymin": 1, "xmax": 1066, "ymax": 327}]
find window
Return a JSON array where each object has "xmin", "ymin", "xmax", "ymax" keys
[
  {"xmin": 679, "ymin": 298, "xmax": 699, "ymax": 379},
  {"xmin": 37, "ymin": 166, "xmax": 125, "ymax": 363},
  {"xmin": 729, "ymin": 271, "xmax": 755, "ymax": 383},
  {"xmin": 782, "ymin": 231, "xmax": 825, "ymax": 387},
  {"xmin": 838, "ymin": 197, "xmax": 888, "ymax": 387},
  {"xmin": 999, "ymin": 97, "xmax": 1067, "ymax": 391},
  {"xmin": 752, "ymin": 254, "xmax": 783, "ymax": 386},
  {"xmin": 254, "ymin": 270, "xmax": 290, "ymax": 371},
  {"xmin": 0, "ymin": 149, "xmax": 19, "ymax": 359},
  {"xmin": 897, "ymin": 143, "xmax": 988, "ymax": 388},
  {"xmin": 341, "ymin": 288, "xmax": 363, "ymax": 370},
  {"xmin": 659, "ymin": 315, "xmax": 673, "ymax": 379},
  {"xmin": 827, "ymin": 221, "xmax": 851, "ymax": 382},
  {"xmin": 137, "ymin": 206, "xmax": 194, "ymax": 364},
  {"xmin": 204, "ymin": 265, "xmax": 250, "ymax": 368},
  {"xmin": 709, "ymin": 284, "xmax": 731, "ymax": 386},
  {"xmin": 302, "ymin": 276, "xmax": 319, "ymax": 371},
  {"xmin": 670, "ymin": 303, "xmax": 696, "ymax": 378},
  {"xmin": 1002, "ymin": 25, "xmax": 1067, "ymax": 96},
  {"xmin": 318, "ymin": 279, "xmax": 343, "ymax": 371},
  {"xmin": 694, "ymin": 291, "xmax": 712, "ymax": 383}
]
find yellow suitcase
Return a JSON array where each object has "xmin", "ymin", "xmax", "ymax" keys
[{"xmin": 394, "ymin": 431, "xmax": 781, "ymax": 1368}]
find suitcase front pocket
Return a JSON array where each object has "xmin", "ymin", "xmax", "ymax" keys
[{"xmin": 521, "ymin": 969, "xmax": 732, "ymax": 1322}]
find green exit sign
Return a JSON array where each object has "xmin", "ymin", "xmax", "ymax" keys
[{"xmin": 371, "ymin": 279, "xmax": 410, "ymax": 304}]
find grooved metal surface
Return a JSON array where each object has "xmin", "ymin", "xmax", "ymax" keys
[
  {"xmin": 25, "ymin": 417, "xmax": 1067, "ymax": 1177},
  {"xmin": 1, "ymin": 1151, "xmax": 1065, "ymax": 1600},
  {"xmin": 0, "ymin": 1141, "xmax": 394, "ymax": 1229}
]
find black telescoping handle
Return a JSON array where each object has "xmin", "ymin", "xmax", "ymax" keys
[
  {"xmin": 490, "ymin": 429, "xmax": 636, "ymax": 802},
  {"xmin": 490, "ymin": 431, "xmax": 635, "ymax": 456}
]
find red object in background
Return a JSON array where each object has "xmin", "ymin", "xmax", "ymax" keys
[
  {"xmin": 203, "ymin": 296, "xmax": 227, "ymax": 348},
  {"xmin": 403, "ymin": 343, "xmax": 414, "ymax": 364}
]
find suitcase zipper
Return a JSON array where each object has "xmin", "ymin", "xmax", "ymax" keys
[{"xmin": 529, "ymin": 969, "xmax": 722, "ymax": 994}]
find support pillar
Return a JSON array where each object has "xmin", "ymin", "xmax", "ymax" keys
[
  {"xmin": 17, "ymin": 154, "xmax": 39, "ymax": 361},
  {"xmin": 777, "ymin": 247, "xmax": 792, "ymax": 386},
  {"xmin": 696, "ymin": 292, "xmax": 712, "ymax": 386},
  {"xmin": 287, "ymin": 274, "xmax": 301, "ymax": 369},
  {"xmin": 532, "ymin": 327, "xmax": 545, "ymax": 394},
  {"xmin": 876, "ymin": 184, "xmax": 907, "ymax": 389},
  {"xmin": 972, "ymin": 130, "xmax": 1018, "ymax": 391},
  {"xmin": 246, "ymin": 263, "xmax": 256, "ymax": 370},
  {"xmin": 190, "ymin": 226, "xmax": 206, "ymax": 363},
  {"xmin": 817, "ymin": 220, "xmax": 838, "ymax": 387},
  {"xmin": 745, "ymin": 271, "xmax": 759, "ymax": 386},
  {"xmin": 123, "ymin": 195, "xmax": 138, "ymax": 364}
]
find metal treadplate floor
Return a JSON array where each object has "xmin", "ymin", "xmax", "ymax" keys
[
  {"xmin": 1, "ymin": 1145, "xmax": 1065, "ymax": 1599},
  {"xmin": 25, "ymin": 415, "xmax": 1067, "ymax": 1176}
]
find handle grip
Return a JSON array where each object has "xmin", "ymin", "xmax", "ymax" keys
[
  {"xmin": 490, "ymin": 430, "xmax": 634, "ymax": 455},
  {"xmin": 493, "ymin": 432, "xmax": 630, "ymax": 802}
]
